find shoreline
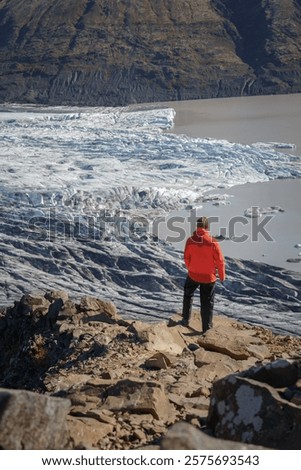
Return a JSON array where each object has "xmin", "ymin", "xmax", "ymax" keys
[{"xmin": 164, "ymin": 93, "xmax": 301, "ymax": 155}]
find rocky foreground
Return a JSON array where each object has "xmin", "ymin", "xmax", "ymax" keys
[{"xmin": 1, "ymin": 291, "xmax": 301, "ymax": 450}]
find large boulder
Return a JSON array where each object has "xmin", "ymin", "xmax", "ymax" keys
[
  {"xmin": 0, "ymin": 388, "xmax": 70, "ymax": 449},
  {"xmin": 198, "ymin": 322, "xmax": 271, "ymax": 361},
  {"xmin": 207, "ymin": 359, "xmax": 301, "ymax": 449}
]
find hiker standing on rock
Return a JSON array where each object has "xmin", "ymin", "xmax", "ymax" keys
[{"xmin": 182, "ymin": 216, "xmax": 225, "ymax": 333}]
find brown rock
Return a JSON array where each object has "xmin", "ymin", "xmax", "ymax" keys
[
  {"xmin": 44, "ymin": 373, "xmax": 92, "ymax": 393},
  {"xmin": 194, "ymin": 348, "xmax": 241, "ymax": 371},
  {"xmin": 144, "ymin": 352, "xmax": 172, "ymax": 370},
  {"xmin": 85, "ymin": 409, "xmax": 117, "ymax": 426},
  {"xmin": 0, "ymin": 388, "xmax": 70, "ymax": 449},
  {"xmin": 125, "ymin": 413, "xmax": 154, "ymax": 427},
  {"xmin": 183, "ymin": 396, "xmax": 210, "ymax": 411},
  {"xmin": 160, "ymin": 422, "xmax": 268, "ymax": 450},
  {"xmin": 79, "ymin": 296, "xmax": 119, "ymax": 323},
  {"xmin": 198, "ymin": 324, "xmax": 271, "ymax": 360},
  {"xmin": 130, "ymin": 321, "xmax": 186, "ymax": 355},
  {"xmin": 67, "ymin": 416, "xmax": 113, "ymax": 449},
  {"xmin": 194, "ymin": 362, "xmax": 239, "ymax": 383},
  {"xmin": 103, "ymin": 379, "xmax": 176, "ymax": 422},
  {"xmin": 45, "ymin": 290, "xmax": 69, "ymax": 303},
  {"xmin": 20, "ymin": 293, "xmax": 50, "ymax": 315},
  {"xmin": 133, "ymin": 428, "xmax": 147, "ymax": 441}
]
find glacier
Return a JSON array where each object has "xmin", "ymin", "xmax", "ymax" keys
[{"xmin": 0, "ymin": 104, "xmax": 301, "ymax": 335}]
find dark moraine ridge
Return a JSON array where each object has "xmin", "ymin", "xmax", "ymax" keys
[{"xmin": 0, "ymin": 0, "xmax": 301, "ymax": 106}]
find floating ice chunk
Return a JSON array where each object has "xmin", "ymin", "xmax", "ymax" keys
[
  {"xmin": 251, "ymin": 142, "xmax": 296, "ymax": 150},
  {"xmin": 203, "ymin": 193, "xmax": 232, "ymax": 203},
  {"xmin": 212, "ymin": 200, "xmax": 231, "ymax": 206},
  {"xmin": 272, "ymin": 142, "xmax": 296, "ymax": 149},
  {"xmin": 244, "ymin": 206, "xmax": 284, "ymax": 218},
  {"xmin": 244, "ymin": 207, "xmax": 260, "ymax": 218}
]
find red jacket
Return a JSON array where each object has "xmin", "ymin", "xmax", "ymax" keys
[{"xmin": 184, "ymin": 228, "xmax": 225, "ymax": 283}]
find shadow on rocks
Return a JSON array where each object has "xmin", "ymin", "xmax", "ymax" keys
[{"xmin": 0, "ymin": 292, "xmax": 74, "ymax": 391}]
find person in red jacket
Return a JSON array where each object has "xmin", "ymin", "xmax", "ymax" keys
[{"xmin": 182, "ymin": 216, "xmax": 225, "ymax": 333}]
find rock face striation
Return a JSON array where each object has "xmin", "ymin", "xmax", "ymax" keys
[
  {"xmin": 1, "ymin": 291, "xmax": 301, "ymax": 449},
  {"xmin": 0, "ymin": 0, "xmax": 300, "ymax": 106}
]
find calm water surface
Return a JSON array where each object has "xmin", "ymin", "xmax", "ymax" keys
[{"xmin": 161, "ymin": 94, "xmax": 301, "ymax": 272}]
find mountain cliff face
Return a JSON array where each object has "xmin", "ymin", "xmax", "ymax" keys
[{"xmin": 0, "ymin": 0, "xmax": 300, "ymax": 106}]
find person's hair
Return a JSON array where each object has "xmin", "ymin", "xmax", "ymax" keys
[{"xmin": 197, "ymin": 217, "xmax": 209, "ymax": 229}]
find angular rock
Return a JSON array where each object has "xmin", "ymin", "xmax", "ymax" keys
[
  {"xmin": 194, "ymin": 348, "xmax": 241, "ymax": 370},
  {"xmin": 80, "ymin": 296, "xmax": 119, "ymax": 323},
  {"xmin": 67, "ymin": 416, "xmax": 113, "ymax": 449},
  {"xmin": 20, "ymin": 293, "xmax": 50, "ymax": 315},
  {"xmin": 1, "ymin": 290, "xmax": 301, "ymax": 451},
  {"xmin": 160, "ymin": 422, "xmax": 268, "ymax": 450},
  {"xmin": 207, "ymin": 360, "xmax": 301, "ymax": 449},
  {"xmin": 181, "ymin": 396, "xmax": 210, "ymax": 411},
  {"xmin": 124, "ymin": 413, "xmax": 154, "ymax": 428},
  {"xmin": 241, "ymin": 358, "xmax": 300, "ymax": 388},
  {"xmin": 144, "ymin": 352, "xmax": 172, "ymax": 370},
  {"xmin": 194, "ymin": 362, "xmax": 239, "ymax": 383},
  {"xmin": 45, "ymin": 290, "xmax": 69, "ymax": 303},
  {"xmin": 86, "ymin": 409, "xmax": 117, "ymax": 426},
  {"xmin": 198, "ymin": 324, "xmax": 271, "ymax": 360},
  {"xmin": 45, "ymin": 373, "xmax": 93, "ymax": 393},
  {"xmin": 129, "ymin": 321, "xmax": 186, "ymax": 355},
  {"xmin": 103, "ymin": 379, "xmax": 176, "ymax": 422},
  {"xmin": 0, "ymin": 388, "xmax": 70, "ymax": 449}
]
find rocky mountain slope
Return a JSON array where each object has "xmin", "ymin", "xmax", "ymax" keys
[
  {"xmin": 1, "ymin": 291, "xmax": 301, "ymax": 449},
  {"xmin": 0, "ymin": 0, "xmax": 301, "ymax": 105}
]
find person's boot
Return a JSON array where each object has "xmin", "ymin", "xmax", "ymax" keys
[
  {"xmin": 181, "ymin": 296, "xmax": 192, "ymax": 326},
  {"xmin": 201, "ymin": 309, "xmax": 213, "ymax": 333}
]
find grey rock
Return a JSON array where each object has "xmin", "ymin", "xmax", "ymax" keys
[
  {"xmin": 160, "ymin": 422, "xmax": 267, "ymax": 450},
  {"xmin": 0, "ymin": 388, "xmax": 70, "ymax": 449},
  {"xmin": 241, "ymin": 359, "xmax": 300, "ymax": 388},
  {"xmin": 207, "ymin": 359, "xmax": 301, "ymax": 449}
]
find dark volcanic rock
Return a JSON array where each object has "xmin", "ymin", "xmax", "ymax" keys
[
  {"xmin": 207, "ymin": 359, "xmax": 301, "ymax": 450},
  {"xmin": 0, "ymin": 0, "xmax": 300, "ymax": 106}
]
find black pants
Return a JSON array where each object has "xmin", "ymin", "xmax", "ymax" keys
[{"xmin": 182, "ymin": 275, "xmax": 216, "ymax": 333}]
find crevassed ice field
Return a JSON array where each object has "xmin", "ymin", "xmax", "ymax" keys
[{"xmin": 0, "ymin": 104, "xmax": 301, "ymax": 335}]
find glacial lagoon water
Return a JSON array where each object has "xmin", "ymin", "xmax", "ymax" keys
[{"xmin": 162, "ymin": 94, "xmax": 301, "ymax": 272}]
